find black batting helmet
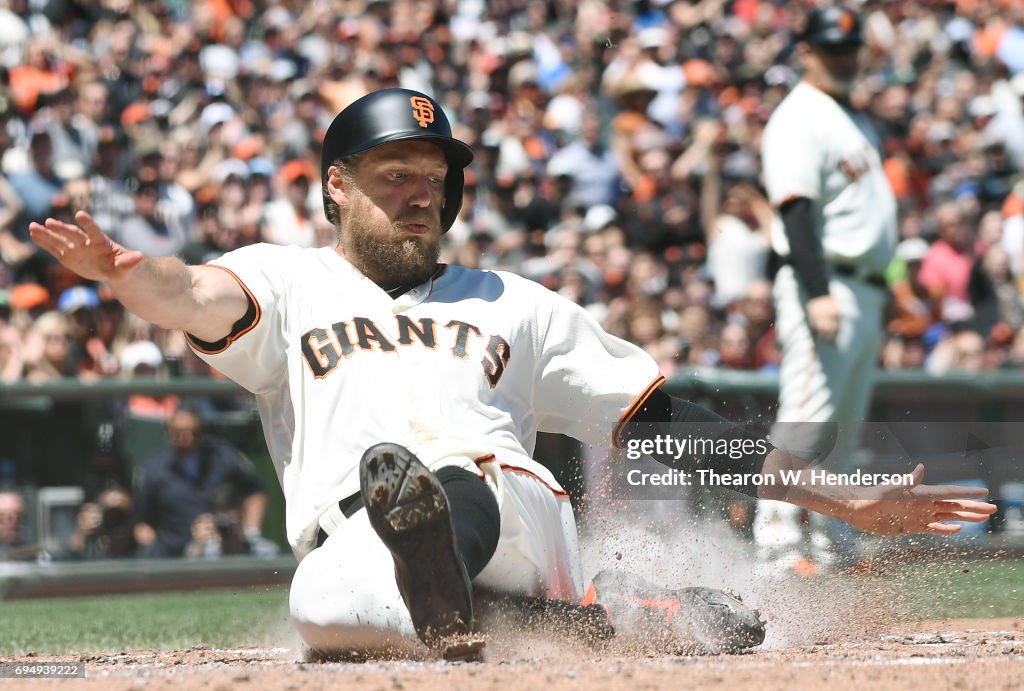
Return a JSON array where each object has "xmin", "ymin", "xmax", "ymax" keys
[
  {"xmin": 802, "ymin": 5, "xmax": 863, "ymax": 48},
  {"xmin": 320, "ymin": 88, "xmax": 474, "ymax": 232}
]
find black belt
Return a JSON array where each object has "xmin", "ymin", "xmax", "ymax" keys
[
  {"xmin": 315, "ymin": 491, "xmax": 364, "ymax": 547},
  {"xmin": 832, "ymin": 264, "xmax": 887, "ymax": 290},
  {"xmin": 773, "ymin": 254, "xmax": 887, "ymax": 291}
]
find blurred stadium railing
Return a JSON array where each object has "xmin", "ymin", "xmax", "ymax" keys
[{"xmin": 0, "ymin": 556, "xmax": 296, "ymax": 599}]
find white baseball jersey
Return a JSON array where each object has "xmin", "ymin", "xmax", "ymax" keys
[
  {"xmin": 761, "ymin": 81, "xmax": 897, "ymax": 274},
  {"xmin": 187, "ymin": 244, "xmax": 660, "ymax": 559}
]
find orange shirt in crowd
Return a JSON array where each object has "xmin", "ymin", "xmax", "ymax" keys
[{"xmin": 9, "ymin": 65, "xmax": 64, "ymax": 114}]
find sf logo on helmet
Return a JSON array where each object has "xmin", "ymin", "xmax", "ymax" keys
[
  {"xmin": 837, "ymin": 10, "xmax": 856, "ymax": 35},
  {"xmin": 410, "ymin": 96, "xmax": 435, "ymax": 128}
]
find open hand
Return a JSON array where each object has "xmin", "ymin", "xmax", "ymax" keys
[
  {"xmin": 844, "ymin": 464, "xmax": 996, "ymax": 536},
  {"xmin": 29, "ymin": 211, "xmax": 143, "ymax": 282}
]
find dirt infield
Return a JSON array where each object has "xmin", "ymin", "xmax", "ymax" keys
[
  {"xmin": 4, "ymin": 617, "xmax": 1021, "ymax": 690},
  {"xmin": 3, "ymin": 517, "xmax": 1019, "ymax": 689}
]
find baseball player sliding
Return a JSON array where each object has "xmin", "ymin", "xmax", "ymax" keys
[
  {"xmin": 758, "ymin": 5, "xmax": 898, "ymax": 570},
  {"xmin": 31, "ymin": 88, "xmax": 993, "ymax": 660}
]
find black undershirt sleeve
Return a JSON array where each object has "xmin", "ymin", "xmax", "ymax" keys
[
  {"xmin": 186, "ymin": 292, "xmax": 258, "ymax": 351},
  {"xmin": 619, "ymin": 389, "xmax": 771, "ymax": 498},
  {"xmin": 780, "ymin": 197, "xmax": 830, "ymax": 299}
]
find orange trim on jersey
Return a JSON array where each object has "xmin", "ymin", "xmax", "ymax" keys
[
  {"xmin": 473, "ymin": 453, "xmax": 569, "ymax": 498},
  {"xmin": 471, "ymin": 453, "xmax": 494, "ymax": 479},
  {"xmin": 184, "ymin": 265, "xmax": 262, "ymax": 355},
  {"xmin": 612, "ymin": 375, "xmax": 666, "ymax": 448},
  {"xmin": 774, "ymin": 194, "xmax": 808, "ymax": 210}
]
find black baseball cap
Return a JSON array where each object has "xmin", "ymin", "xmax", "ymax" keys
[
  {"xmin": 320, "ymin": 89, "xmax": 473, "ymax": 180},
  {"xmin": 802, "ymin": 6, "xmax": 863, "ymax": 48}
]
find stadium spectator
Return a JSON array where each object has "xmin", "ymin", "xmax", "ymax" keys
[
  {"xmin": 718, "ymin": 322, "xmax": 754, "ymax": 371},
  {"xmin": 888, "ymin": 237, "xmax": 942, "ymax": 339},
  {"xmin": 261, "ymin": 159, "xmax": 319, "ymax": 247},
  {"xmin": 137, "ymin": 140, "xmax": 195, "ymax": 246},
  {"xmin": 0, "ymin": 323, "xmax": 23, "ymax": 382},
  {"xmin": 133, "ymin": 407, "xmax": 269, "ymax": 558},
  {"xmin": 64, "ymin": 485, "xmax": 137, "ymax": 560},
  {"xmin": 1004, "ymin": 325, "xmax": 1024, "ymax": 369},
  {"xmin": 8, "ymin": 129, "xmax": 62, "ymax": 228},
  {"xmin": 88, "ymin": 126, "xmax": 135, "ymax": 234},
  {"xmin": 606, "ymin": 71, "xmax": 662, "ymax": 200},
  {"xmin": 180, "ymin": 197, "xmax": 237, "ymax": 266},
  {"xmin": 545, "ymin": 111, "xmax": 621, "ymax": 209},
  {"xmin": 735, "ymin": 279, "xmax": 773, "ymax": 335},
  {"xmin": 56, "ymin": 285, "xmax": 105, "ymax": 379},
  {"xmin": 75, "ymin": 81, "xmax": 109, "ymax": 142},
  {"xmin": 120, "ymin": 339, "xmax": 178, "ymax": 419},
  {"xmin": 622, "ymin": 125, "xmax": 699, "ymax": 254},
  {"xmin": 3, "ymin": 0, "xmax": 1024, "ymax": 387},
  {"xmin": 116, "ymin": 178, "xmax": 190, "ymax": 258},
  {"xmin": 0, "ymin": 171, "xmax": 27, "ymax": 266},
  {"xmin": 971, "ymin": 243, "xmax": 1023, "ymax": 338},
  {"xmin": 705, "ymin": 181, "xmax": 773, "ymax": 309},
  {"xmin": 184, "ymin": 482, "xmax": 279, "ymax": 560},
  {"xmin": 919, "ymin": 201, "xmax": 978, "ymax": 307},
  {"xmin": 22, "ymin": 310, "xmax": 75, "ymax": 382},
  {"xmin": 43, "ymin": 87, "xmax": 95, "ymax": 177},
  {"xmin": 0, "ymin": 487, "xmax": 35, "ymax": 561},
  {"xmin": 8, "ymin": 36, "xmax": 64, "ymax": 117},
  {"xmin": 927, "ymin": 327, "xmax": 990, "ymax": 375},
  {"xmin": 85, "ymin": 290, "xmax": 124, "ymax": 378},
  {"xmin": 622, "ymin": 297, "xmax": 678, "ymax": 375}
]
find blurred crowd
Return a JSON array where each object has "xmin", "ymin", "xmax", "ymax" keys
[
  {"xmin": 1, "ymin": 0, "xmax": 1023, "ymax": 387},
  {"xmin": 0, "ymin": 0, "xmax": 1022, "ymax": 560},
  {"xmin": 1, "ymin": 404, "xmax": 280, "ymax": 561}
]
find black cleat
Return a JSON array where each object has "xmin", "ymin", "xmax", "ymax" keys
[
  {"xmin": 585, "ymin": 569, "xmax": 766, "ymax": 654},
  {"xmin": 359, "ymin": 443, "xmax": 483, "ymax": 660}
]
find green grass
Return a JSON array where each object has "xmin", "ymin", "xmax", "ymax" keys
[
  {"xmin": 0, "ymin": 587, "xmax": 290, "ymax": 655},
  {"xmin": 893, "ymin": 557, "xmax": 1024, "ymax": 621},
  {"xmin": 2, "ymin": 559, "xmax": 1022, "ymax": 655}
]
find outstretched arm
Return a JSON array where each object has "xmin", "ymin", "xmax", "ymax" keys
[
  {"xmin": 622, "ymin": 389, "xmax": 996, "ymax": 536},
  {"xmin": 30, "ymin": 211, "xmax": 248, "ymax": 343},
  {"xmin": 760, "ymin": 451, "xmax": 995, "ymax": 536}
]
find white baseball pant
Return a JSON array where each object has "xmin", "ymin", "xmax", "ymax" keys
[
  {"xmin": 759, "ymin": 266, "xmax": 887, "ymax": 561},
  {"xmin": 289, "ymin": 465, "xmax": 582, "ymax": 655}
]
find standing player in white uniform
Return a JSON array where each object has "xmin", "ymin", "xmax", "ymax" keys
[
  {"xmin": 32, "ymin": 88, "xmax": 991, "ymax": 660},
  {"xmin": 759, "ymin": 6, "xmax": 899, "ymax": 570}
]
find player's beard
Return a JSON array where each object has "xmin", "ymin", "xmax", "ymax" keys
[
  {"xmin": 341, "ymin": 191, "xmax": 441, "ymax": 290},
  {"xmin": 822, "ymin": 56, "xmax": 859, "ymax": 100},
  {"xmin": 829, "ymin": 75, "xmax": 856, "ymax": 98},
  {"xmin": 350, "ymin": 226, "xmax": 440, "ymax": 289}
]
